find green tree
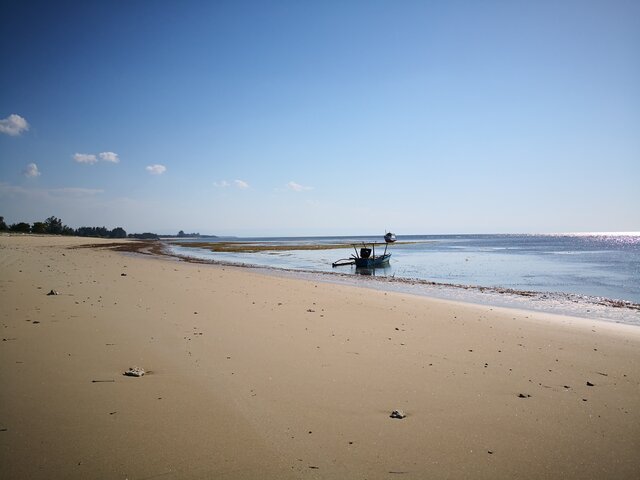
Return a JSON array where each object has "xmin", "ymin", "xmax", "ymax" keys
[
  {"xmin": 10, "ymin": 222, "xmax": 31, "ymax": 233},
  {"xmin": 0, "ymin": 216, "xmax": 8, "ymax": 231},
  {"xmin": 44, "ymin": 216, "xmax": 63, "ymax": 235},
  {"xmin": 31, "ymin": 222, "xmax": 47, "ymax": 234},
  {"xmin": 110, "ymin": 227, "xmax": 127, "ymax": 238}
]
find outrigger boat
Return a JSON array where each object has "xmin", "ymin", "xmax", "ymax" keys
[{"xmin": 332, "ymin": 234, "xmax": 395, "ymax": 268}]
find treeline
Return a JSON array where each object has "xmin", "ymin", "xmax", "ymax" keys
[
  {"xmin": 76, "ymin": 226, "xmax": 127, "ymax": 238},
  {"xmin": 1, "ymin": 215, "xmax": 77, "ymax": 235},
  {"xmin": 177, "ymin": 230, "xmax": 200, "ymax": 238},
  {"xmin": 0, "ymin": 215, "xmax": 156, "ymax": 239}
]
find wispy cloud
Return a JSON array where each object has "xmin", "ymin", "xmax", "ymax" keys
[
  {"xmin": 287, "ymin": 181, "xmax": 313, "ymax": 192},
  {"xmin": 0, "ymin": 182, "xmax": 103, "ymax": 198},
  {"xmin": 22, "ymin": 163, "xmax": 41, "ymax": 178},
  {"xmin": 0, "ymin": 114, "xmax": 29, "ymax": 136},
  {"xmin": 48, "ymin": 187, "xmax": 104, "ymax": 196},
  {"xmin": 215, "ymin": 179, "xmax": 249, "ymax": 189},
  {"xmin": 146, "ymin": 164, "xmax": 167, "ymax": 175},
  {"xmin": 98, "ymin": 151, "xmax": 119, "ymax": 163},
  {"xmin": 73, "ymin": 153, "xmax": 98, "ymax": 164}
]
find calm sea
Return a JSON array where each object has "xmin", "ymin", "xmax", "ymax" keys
[{"xmin": 166, "ymin": 233, "xmax": 640, "ymax": 324}]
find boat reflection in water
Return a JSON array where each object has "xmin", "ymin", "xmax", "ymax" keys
[{"xmin": 354, "ymin": 264, "xmax": 393, "ymax": 276}]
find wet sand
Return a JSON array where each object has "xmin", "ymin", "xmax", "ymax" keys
[{"xmin": 1, "ymin": 235, "xmax": 639, "ymax": 479}]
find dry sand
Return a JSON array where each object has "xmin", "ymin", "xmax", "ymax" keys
[{"xmin": 1, "ymin": 235, "xmax": 639, "ymax": 479}]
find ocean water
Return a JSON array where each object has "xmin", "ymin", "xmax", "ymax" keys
[{"xmin": 166, "ymin": 233, "xmax": 640, "ymax": 324}]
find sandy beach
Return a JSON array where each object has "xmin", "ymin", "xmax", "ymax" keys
[{"xmin": 1, "ymin": 235, "xmax": 639, "ymax": 479}]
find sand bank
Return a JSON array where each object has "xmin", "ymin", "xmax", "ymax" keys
[{"xmin": 1, "ymin": 235, "xmax": 639, "ymax": 479}]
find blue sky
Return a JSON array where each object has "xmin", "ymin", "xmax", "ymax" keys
[{"xmin": 1, "ymin": 0, "xmax": 639, "ymax": 235}]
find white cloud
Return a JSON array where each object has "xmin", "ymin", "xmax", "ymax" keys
[
  {"xmin": 0, "ymin": 114, "xmax": 29, "ymax": 136},
  {"xmin": 215, "ymin": 180, "xmax": 248, "ymax": 189},
  {"xmin": 74, "ymin": 151, "xmax": 119, "ymax": 164},
  {"xmin": 22, "ymin": 163, "xmax": 41, "ymax": 177},
  {"xmin": 146, "ymin": 164, "xmax": 167, "ymax": 175},
  {"xmin": 98, "ymin": 151, "xmax": 119, "ymax": 163},
  {"xmin": 73, "ymin": 153, "xmax": 98, "ymax": 164},
  {"xmin": 287, "ymin": 181, "xmax": 313, "ymax": 192}
]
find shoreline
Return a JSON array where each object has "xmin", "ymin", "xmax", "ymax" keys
[
  {"xmin": 159, "ymin": 240, "xmax": 640, "ymax": 326},
  {"xmin": 2, "ymin": 235, "xmax": 640, "ymax": 479},
  {"xmin": 107, "ymin": 236, "xmax": 640, "ymax": 330}
]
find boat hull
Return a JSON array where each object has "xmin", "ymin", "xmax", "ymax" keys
[{"xmin": 354, "ymin": 253, "xmax": 391, "ymax": 268}]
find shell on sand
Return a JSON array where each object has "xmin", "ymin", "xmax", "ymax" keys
[{"xmin": 124, "ymin": 366, "xmax": 145, "ymax": 377}]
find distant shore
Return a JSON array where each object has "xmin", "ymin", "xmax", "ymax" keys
[
  {"xmin": 1, "ymin": 235, "xmax": 640, "ymax": 479},
  {"xmin": 169, "ymin": 239, "xmax": 422, "ymax": 253}
]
